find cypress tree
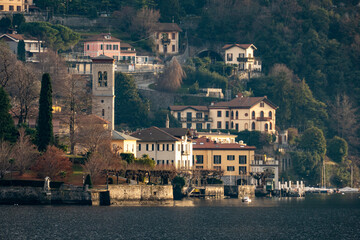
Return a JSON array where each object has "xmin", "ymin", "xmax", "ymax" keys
[
  {"xmin": 37, "ymin": 73, "xmax": 54, "ymax": 152},
  {"xmin": 0, "ymin": 87, "xmax": 17, "ymax": 142},
  {"xmin": 17, "ymin": 40, "xmax": 26, "ymax": 62}
]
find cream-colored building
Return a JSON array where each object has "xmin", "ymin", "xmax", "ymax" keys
[
  {"xmin": 0, "ymin": 0, "xmax": 33, "ymax": 12},
  {"xmin": 170, "ymin": 95, "xmax": 278, "ymax": 134},
  {"xmin": 223, "ymin": 44, "xmax": 261, "ymax": 71},
  {"xmin": 131, "ymin": 127, "xmax": 193, "ymax": 169},
  {"xmin": 153, "ymin": 23, "xmax": 182, "ymax": 55},
  {"xmin": 111, "ymin": 130, "xmax": 138, "ymax": 158},
  {"xmin": 193, "ymin": 137, "xmax": 255, "ymax": 185},
  {"xmin": 196, "ymin": 131, "xmax": 237, "ymax": 143},
  {"xmin": 91, "ymin": 55, "xmax": 115, "ymax": 130}
]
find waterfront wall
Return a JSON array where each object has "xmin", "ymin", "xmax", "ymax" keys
[
  {"xmin": 204, "ymin": 185, "xmax": 224, "ymax": 198},
  {"xmin": 0, "ymin": 186, "xmax": 91, "ymax": 205},
  {"xmin": 108, "ymin": 185, "xmax": 173, "ymax": 205},
  {"xmin": 238, "ymin": 185, "xmax": 255, "ymax": 198}
]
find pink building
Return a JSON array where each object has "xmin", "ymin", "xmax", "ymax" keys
[{"xmin": 84, "ymin": 33, "xmax": 121, "ymax": 61}]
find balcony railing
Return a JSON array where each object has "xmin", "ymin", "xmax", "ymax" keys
[
  {"xmin": 256, "ymin": 117, "xmax": 272, "ymax": 121},
  {"xmin": 237, "ymin": 57, "xmax": 255, "ymax": 62},
  {"xmin": 179, "ymin": 117, "xmax": 213, "ymax": 122}
]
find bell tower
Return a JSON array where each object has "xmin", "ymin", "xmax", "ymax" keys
[{"xmin": 91, "ymin": 55, "xmax": 115, "ymax": 130}]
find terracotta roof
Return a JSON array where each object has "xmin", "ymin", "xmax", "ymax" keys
[
  {"xmin": 153, "ymin": 23, "xmax": 182, "ymax": 32},
  {"xmin": 84, "ymin": 33, "xmax": 121, "ymax": 42},
  {"xmin": 0, "ymin": 33, "xmax": 37, "ymax": 41},
  {"xmin": 193, "ymin": 137, "xmax": 256, "ymax": 150},
  {"xmin": 120, "ymin": 42, "xmax": 134, "ymax": 48},
  {"xmin": 169, "ymin": 106, "xmax": 209, "ymax": 111},
  {"xmin": 77, "ymin": 114, "xmax": 110, "ymax": 125},
  {"xmin": 92, "ymin": 55, "xmax": 115, "ymax": 63},
  {"xmin": 130, "ymin": 126, "xmax": 180, "ymax": 142},
  {"xmin": 222, "ymin": 44, "xmax": 256, "ymax": 50},
  {"xmin": 210, "ymin": 96, "xmax": 278, "ymax": 109},
  {"xmin": 160, "ymin": 128, "xmax": 190, "ymax": 138},
  {"xmin": 112, "ymin": 130, "xmax": 139, "ymax": 141}
]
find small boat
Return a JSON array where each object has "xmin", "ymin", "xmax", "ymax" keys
[{"xmin": 242, "ymin": 196, "xmax": 252, "ymax": 203}]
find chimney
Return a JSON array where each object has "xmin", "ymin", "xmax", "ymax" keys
[{"xmin": 166, "ymin": 114, "xmax": 170, "ymax": 128}]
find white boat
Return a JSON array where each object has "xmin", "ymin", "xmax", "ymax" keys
[
  {"xmin": 242, "ymin": 196, "xmax": 252, "ymax": 203},
  {"xmin": 339, "ymin": 187, "xmax": 359, "ymax": 193}
]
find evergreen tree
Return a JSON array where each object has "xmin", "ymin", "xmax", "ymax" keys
[
  {"xmin": 17, "ymin": 40, "xmax": 26, "ymax": 62},
  {"xmin": 0, "ymin": 87, "xmax": 17, "ymax": 142},
  {"xmin": 37, "ymin": 73, "xmax": 54, "ymax": 152}
]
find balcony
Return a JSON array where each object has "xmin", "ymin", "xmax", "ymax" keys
[
  {"xmin": 180, "ymin": 117, "xmax": 213, "ymax": 122},
  {"xmin": 237, "ymin": 57, "xmax": 255, "ymax": 62},
  {"xmin": 256, "ymin": 117, "xmax": 272, "ymax": 121},
  {"xmin": 161, "ymin": 39, "xmax": 171, "ymax": 45}
]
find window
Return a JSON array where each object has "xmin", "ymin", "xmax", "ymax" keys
[
  {"xmin": 239, "ymin": 155, "xmax": 247, "ymax": 164},
  {"xmin": 265, "ymin": 123, "xmax": 268, "ymax": 131},
  {"xmin": 163, "ymin": 144, "xmax": 165, "ymax": 151},
  {"xmin": 260, "ymin": 102, "xmax": 264, "ymax": 107},
  {"xmin": 207, "ymin": 123, "xmax": 211, "ymax": 130},
  {"xmin": 227, "ymin": 53, "xmax": 233, "ymax": 61},
  {"xmin": 152, "ymin": 144, "xmax": 154, "ymax": 151},
  {"xmin": 172, "ymin": 144, "xmax": 174, "ymax": 151},
  {"xmin": 252, "ymin": 111, "xmax": 255, "ymax": 119},
  {"xmin": 106, "ymin": 44, "xmax": 112, "ymax": 50},
  {"xmin": 172, "ymin": 33, "xmax": 176, "ymax": 39},
  {"xmin": 231, "ymin": 122, "xmax": 234, "ymax": 129},
  {"xmin": 157, "ymin": 160, "xmax": 160, "ymax": 165},
  {"xmin": 196, "ymin": 113, "xmax": 202, "ymax": 118},
  {"xmin": 139, "ymin": 144, "xmax": 141, "ymax": 151},
  {"xmin": 236, "ymin": 111, "xmax": 239, "ymax": 119},
  {"xmin": 269, "ymin": 111, "xmax": 272, "ymax": 118},
  {"xmin": 217, "ymin": 121, "xmax": 221, "ymax": 129},
  {"xmin": 245, "ymin": 113, "xmax": 248, "ymax": 117},
  {"xmin": 113, "ymin": 45, "xmax": 118, "ymax": 50},
  {"xmin": 236, "ymin": 123, "xmax": 239, "ymax": 131},
  {"xmin": 196, "ymin": 123, "xmax": 202, "ymax": 130},
  {"xmin": 231, "ymin": 111, "xmax": 234, "ymax": 118},
  {"xmin": 102, "ymin": 109, "xmax": 105, "ymax": 116},
  {"xmin": 187, "ymin": 123, "xmax": 192, "ymax": 129},
  {"xmin": 172, "ymin": 45, "xmax": 175, "ymax": 52},
  {"xmin": 100, "ymin": 44, "xmax": 103, "ymax": 50},
  {"xmin": 227, "ymin": 166, "xmax": 235, "ymax": 171},
  {"xmin": 103, "ymin": 71, "xmax": 108, "ymax": 87},
  {"xmin": 87, "ymin": 44, "xmax": 89, "ymax": 50},
  {"xmin": 146, "ymin": 144, "xmax": 149, "ymax": 151},
  {"xmin": 157, "ymin": 144, "xmax": 160, "ymax": 151},
  {"xmin": 196, "ymin": 155, "xmax": 204, "ymax": 164},
  {"xmin": 252, "ymin": 122, "xmax": 255, "ymax": 130},
  {"xmin": 187, "ymin": 112, "xmax": 192, "ymax": 121},
  {"xmin": 239, "ymin": 166, "xmax": 247, "ymax": 174},
  {"xmin": 177, "ymin": 112, "xmax": 181, "ymax": 121},
  {"xmin": 260, "ymin": 111, "xmax": 264, "ymax": 117},
  {"xmin": 214, "ymin": 155, "xmax": 221, "ymax": 164},
  {"xmin": 270, "ymin": 122, "xmax": 272, "ymax": 130},
  {"xmin": 227, "ymin": 155, "xmax": 235, "ymax": 161},
  {"xmin": 0, "ymin": 6, "xmax": 3, "ymax": 11},
  {"xmin": 225, "ymin": 121, "xmax": 229, "ymax": 129},
  {"xmin": 167, "ymin": 144, "xmax": 169, "ymax": 151},
  {"xmin": 226, "ymin": 111, "xmax": 229, "ymax": 117},
  {"xmin": 9, "ymin": 5, "xmax": 14, "ymax": 11},
  {"xmin": 217, "ymin": 111, "xmax": 222, "ymax": 117}
]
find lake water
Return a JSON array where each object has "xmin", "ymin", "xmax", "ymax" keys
[{"xmin": 1, "ymin": 194, "xmax": 359, "ymax": 240}]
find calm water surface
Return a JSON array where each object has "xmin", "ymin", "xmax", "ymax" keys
[{"xmin": 1, "ymin": 194, "xmax": 359, "ymax": 240}]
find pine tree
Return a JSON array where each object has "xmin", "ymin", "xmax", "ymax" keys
[
  {"xmin": 0, "ymin": 87, "xmax": 17, "ymax": 142},
  {"xmin": 17, "ymin": 40, "xmax": 26, "ymax": 62},
  {"xmin": 37, "ymin": 73, "xmax": 54, "ymax": 152}
]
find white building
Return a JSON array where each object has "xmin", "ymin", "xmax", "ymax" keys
[
  {"xmin": 131, "ymin": 127, "xmax": 193, "ymax": 169},
  {"xmin": 251, "ymin": 156, "xmax": 279, "ymax": 189},
  {"xmin": 223, "ymin": 44, "xmax": 261, "ymax": 71}
]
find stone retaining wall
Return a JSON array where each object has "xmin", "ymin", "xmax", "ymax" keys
[
  {"xmin": 238, "ymin": 185, "xmax": 255, "ymax": 198},
  {"xmin": 204, "ymin": 185, "xmax": 224, "ymax": 199}
]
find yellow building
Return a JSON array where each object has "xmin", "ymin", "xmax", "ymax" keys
[
  {"xmin": 193, "ymin": 137, "xmax": 255, "ymax": 185},
  {"xmin": 0, "ymin": 0, "xmax": 33, "ymax": 12},
  {"xmin": 153, "ymin": 23, "xmax": 182, "ymax": 55},
  {"xmin": 111, "ymin": 130, "xmax": 139, "ymax": 158},
  {"xmin": 170, "ymin": 95, "xmax": 278, "ymax": 134}
]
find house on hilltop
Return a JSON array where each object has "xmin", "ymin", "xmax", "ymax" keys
[
  {"xmin": 153, "ymin": 23, "xmax": 182, "ymax": 55},
  {"xmin": 223, "ymin": 44, "xmax": 261, "ymax": 71},
  {"xmin": 83, "ymin": 33, "xmax": 121, "ymax": 61},
  {"xmin": 170, "ymin": 94, "xmax": 277, "ymax": 134}
]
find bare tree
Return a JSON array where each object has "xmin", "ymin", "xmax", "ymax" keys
[
  {"xmin": 7, "ymin": 63, "xmax": 40, "ymax": 125},
  {"xmin": 157, "ymin": 57, "xmax": 185, "ymax": 92},
  {"xmin": 111, "ymin": 6, "xmax": 136, "ymax": 32},
  {"xmin": 83, "ymin": 152, "xmax": 108, "ymax": 184},
  {"xmin": 12, "ymin": 128, "xmax": 38, "ymax": 175},
  {"xmin": 0, "ymin": 42, "xmax": 17, "ymax": 88},
  {"xmin": 0, "ymin": 141, "xmax": 13, "ymax": 179},
  {"xmin": 130, "ymin": 7, "xmax": 160, "ymax": 39},
  {"xmin": 75, "ymin": 115, "xmax": 112, "ymax": 154}
]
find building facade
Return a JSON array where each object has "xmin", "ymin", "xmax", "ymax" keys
[
  {"xmin": 0, "ymin": 0, "xmax": 33, "ymax": 12},
  {"xmin": 91, "ymin": 55, "xmax": 115, "ymax": 130},
  {"xmin": 131, "ymin": 127, "xmax": 193, "ymax": 169},
  {"xmin": 170, "ymin": 95, "xmax": 278, "ymax": 134},
  {"xmin": 153, "ymin": 23, "xmax": 182, "ymax": 55},
  {"xmin": 84, "ymin": 34, "xmax": 121, "ymax": 60},
  {"xmin": 251, "ymin": 155, "xmax": 280, "ymax": 189},
  {"xmin": 193, "ymin": 137, "xmax": 255, "ymax": 185},
  {"xmin": 111, "ymin": 130, "xmax": 138, "ymax": 158},
  {"xmin": 223, "ymin": 44, "xmax": 261, "ymax": 71}
]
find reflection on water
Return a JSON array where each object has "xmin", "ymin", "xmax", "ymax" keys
[{"xmin": 0, "ymin": 194, "xmax": 359, "ymax": 240}]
